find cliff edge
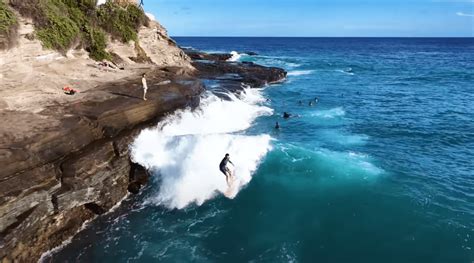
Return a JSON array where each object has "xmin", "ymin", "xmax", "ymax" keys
[{"xmin": 0, "ymin": 1, "xmax": 199, "ymax": 261}]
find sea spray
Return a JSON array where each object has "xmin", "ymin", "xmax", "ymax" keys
[
  {"xmin": 228, "ymin": 51, "xmax": 242, "ymax": 62},
  {"xmin": 287, "ymin": 70, "xmax": 314, "ymax": 76},
  {"xmin": 131, "ymin": 89, "xmax": 273, "ymax": 209}
]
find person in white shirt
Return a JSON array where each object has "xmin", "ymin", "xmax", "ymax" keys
[{"xmin": 142, "ymin": 73, "xmax": 148, "ymax": 101}]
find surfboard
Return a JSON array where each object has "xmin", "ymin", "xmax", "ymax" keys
[
  {"xmin": 223, "ymin": 164, "xmax": 238, "ymax": 199},
  {"xmin": 224, "ymin": 177, "xmax": 237, "ymax": 198}
]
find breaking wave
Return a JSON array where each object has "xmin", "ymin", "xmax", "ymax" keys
[{"xmin": 131, "ymin": 89, "xmax": 273, "ymax": 209}]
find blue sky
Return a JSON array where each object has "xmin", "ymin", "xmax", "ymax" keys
[{"xmin": 143, "ymin": 0, "xmax": 474, "ymax": 37}]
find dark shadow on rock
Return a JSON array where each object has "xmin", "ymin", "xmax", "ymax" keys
[
  {"xmin": 128, "ymin": 161, "xmax": 150, "ymax": 194},
  {"xmin": 109, "ymin": 92, "xmax": 142, "ymax": 100},
  {"xmin": 84, "ymin": 203, "xmax": 106, "ymax": 215}
]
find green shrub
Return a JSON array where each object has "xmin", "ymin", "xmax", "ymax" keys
[
  {"xmin": 84, "ymin": 25, "xmax": 111, "ymax": 61},
  {"xmin": 96, "ymin": 1, "xmax": 148, "ymax": 42},
  {"xmin": 9, "ymin": 0, "xmax": 149, "ymax": 60},
  {"xmin": 35, "ymin": 0, "xmax": 81, "ymax": 51},
  {"xmin": 0, "ymin": 1, "xmax": 19, "ymax": 49}
]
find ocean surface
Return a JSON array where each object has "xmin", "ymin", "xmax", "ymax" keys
[{"xmin": 46, "ymin": 38, "xmax": 474, "ymax": 263}]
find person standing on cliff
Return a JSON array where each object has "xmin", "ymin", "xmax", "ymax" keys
[{"xmin": 142, "ymin": 73, "xmax": 148, "ymax": 101}]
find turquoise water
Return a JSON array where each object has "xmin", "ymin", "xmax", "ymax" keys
[{"xmin": 48, "ymin": 38, "xmax": 474, "ymax": 262}]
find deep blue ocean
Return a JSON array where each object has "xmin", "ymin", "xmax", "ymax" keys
[{"xmin": 46, "ymin": 38, "xmax": 474, "ymax": 263}]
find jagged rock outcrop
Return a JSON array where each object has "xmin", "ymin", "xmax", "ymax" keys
[
  {"xmin": 193, "ymin": 61, "xmax": 287, "ymax": 89},
  {"xmin": 184, "ymin": 50, "xmax": 233, "ymax": 62},
  {"xmin": 183, "ymin": 49, "xmax": 286, "ymax": 90},
  {"xmin": 107, "ymin": 20, "xmax": 193, "ymax": 69}
]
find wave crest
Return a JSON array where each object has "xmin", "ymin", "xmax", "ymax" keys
[{"xmin": 228, "ymin": 51, "xmax": 242, "ymax": 62}]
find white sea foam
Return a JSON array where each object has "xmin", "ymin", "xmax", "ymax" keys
[
  {"xmin": 336, "ymin": 68, "xmax": 355, "ymax": 75},
  {"xmin": 287, "ymin": 70, "xmax": 314, "ymax": 76},
  {"xmin": 311, "ymin": 107, "xmax": 346, "ymax": 118},
  {"xmin": 228, "ymin": 51, "xmax": 242, "ymax": 62},
  {"xmin": 131, "ymin": 89, "xmax": 273, "ymax": 209}
]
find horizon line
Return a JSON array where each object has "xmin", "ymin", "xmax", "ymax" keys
[{"xmin": 172, "ymin": 36, "xmax": 474, "ymax": 38}]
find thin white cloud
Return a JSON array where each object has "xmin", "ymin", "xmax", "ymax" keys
[{"xmin": 456, "ymin": 12, "xmax": 474, "ymax": 16}]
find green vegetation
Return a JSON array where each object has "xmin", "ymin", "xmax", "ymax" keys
[
  {"xmin": 9, "ymin": 0, "xmax": 149, "ymax": 60},
  {"xmin": 0, "ymin": 1, "xmax": 18, "ymax": 49},
  {"xmin": 84, "ymin": 26, "xmax": 111, "ymax": 60},
  {"xmin": 35, "ymin": 1, "xmax": 80, "ymax": 51},
  {"xmin": 96, "ymin": 1, "xmax": 148, "ymax": 43}
]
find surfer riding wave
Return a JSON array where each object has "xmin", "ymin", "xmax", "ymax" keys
[{"xmin": 219, "ymin": 153, "xmax": 234, "ymax": 186}]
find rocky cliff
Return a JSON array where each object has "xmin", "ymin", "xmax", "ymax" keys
[
  {"xmin": 0, "ymin": 2, "xmax": 286, "ymax": 262},
  {"xmin": 0, "ymin": 68, "xmax": 204, "ymax": 262},
  {"xmin": 1, "ymin": 2, "xmax": 198, "ymax": 261}
]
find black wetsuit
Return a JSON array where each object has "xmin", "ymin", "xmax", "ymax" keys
[{"xmin": 219, "ymin": 157, "xmax": 233, "ymax": 175}]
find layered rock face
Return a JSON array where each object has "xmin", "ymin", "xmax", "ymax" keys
[
  {"xmin": 0, "ymin": 69, "xmax": 203, "ymax": 262},
  {"xmin": 107, "ymin": 20, "xmax": 193, "ymax": 69}
]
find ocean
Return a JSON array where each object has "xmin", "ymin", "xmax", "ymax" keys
[{"xmin": 45, "ymin": 38, "xmax": 474, "ymax": 262}]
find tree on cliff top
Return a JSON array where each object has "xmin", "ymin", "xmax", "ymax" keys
[{"xmin": 0, "ymin": 1, "xmax": 19, "ymax": 50}]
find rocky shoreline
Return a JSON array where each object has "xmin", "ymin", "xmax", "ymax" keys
[{"xmin": 0, "ymin": 51, "xmax": 286, "ymax": 262}]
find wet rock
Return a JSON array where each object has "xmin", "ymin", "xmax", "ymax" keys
[
  {"xmin": 183, "ymin": 50, "xmax": 286, "ymax": 91},
  {"xmin": 127, "ymin": 182, "xmax": 141, "ymax": 194},
  {"xmin": 128, "ymin": 161, "xmax": 150, "ymax": 194},
  {"xmin": 193, "ymin": 60, "xmax": 287, "ymax": 89},
  {"xmin": 184, "ymin": 50, "xmax": 232, "ymax": 62},
  {"xmin": 84, "ymin": 203, "xmax": 106, "ymax": 215}
]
